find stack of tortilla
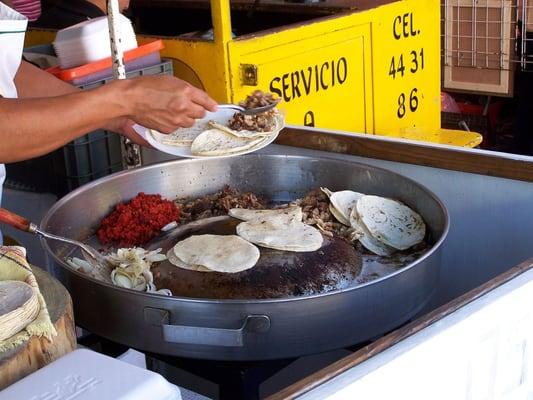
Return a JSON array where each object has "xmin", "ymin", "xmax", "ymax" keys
[
  {"xmin": 0, "ymin": 281, "xmax": 40, "ymax": 341},
  {"xmin": 322, "ymin": 188, "xmax": 426, "ymax": 256},
  {"xmin": 150, "ymin": 111, "xmax": 284, "ymax": 157},
  {"xmin": 150, "ymin": 122, "xmax": 207, "ymax": 146}
]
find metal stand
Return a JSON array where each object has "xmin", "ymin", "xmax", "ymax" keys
[
  {"xmin": 76, "ymin": 333, "xmax": 383, "ymax": 399},
  {"xmin": 120, "ymin": 139, "xmax": 143, "ymax": 169},
  {"xmin": 146, "ymin": 354, "xmax": 294, "ymax": 400}
]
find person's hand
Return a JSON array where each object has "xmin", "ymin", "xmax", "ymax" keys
[
  {"xmin": 118, "ymin": 75, "xmax": 218, "ymax": 134},
  {"xmin": 104, "ymin": 117, "xmax": 151, "ymax": 147},
  {"xmin": 120, "ymin": 119, "xmax": 151, "ymax": 146}
]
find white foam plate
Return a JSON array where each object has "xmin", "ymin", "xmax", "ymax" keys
[
  {"xmin": 133, "ymin": 108, "xmax": 284, "ymax": 159},
  {"xmin": 0, "ymin": 349, "xmax": 181, "ymax": 400}
]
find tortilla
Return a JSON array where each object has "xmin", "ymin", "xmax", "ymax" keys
[
  {"xmin": 208, "ymin": 121, "xmax": 272, "ymax": 139},
  {"xmin": 348, "ymin": 202, "xmax": 366, "ymax": 235},
  {"xmin": 173, "ymin": 234, "xmax": 260, "ymax": 273},
  {"xmin": 243, "ymin": 133, "xmax": 278, "ymax": 153},
  {"xmin": 356, "ymin": 195, "xmax": 426, "ymax": 251},
  {"xmin": 0, "ymin": 281, "xmax": 40, "ymax": 341},
  {"xmin": 329, "ymin": 204, "xmax": 349, "ymax": 227},
  {"xmin": 350, "ymin": 208, "xmax": 396, "ymax": 256},
  {"xmin": 190, "ymin": 129, "xmax": 264, "ymax": 156},
  {"xmin": 166, "ymin": 249, "xmax": 212, "ymax": 273},
  {"xmin": 150, "ymin": 120, "xmax": 208, "ymax": 146},
  {"xmin": 236, "ymin": 220, "xmax": 323, "ymax": 252},
  {"xmin": 229, "ymin": 206, "xmax": 303, "ymax": 224},
  {"xmin": 321, "ymin": 187, "xmax": 364, "ymax": 226}
]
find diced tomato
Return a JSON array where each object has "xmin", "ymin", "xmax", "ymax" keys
[{"xmin": 97, "ymin": 192, "xmax": 180, "ymax": 247}]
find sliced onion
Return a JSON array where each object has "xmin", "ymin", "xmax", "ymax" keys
[{"xmin": 161, "ymin": 221, "xmax": 178, "ymax": 232}]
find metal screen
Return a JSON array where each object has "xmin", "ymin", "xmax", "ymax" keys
[
  {"xmin": 442, "ymin": 0, "xmax": 532, "ymax": 93},
  {"xmin": 519, "ymin": 0, "xmax": 533, "ymax": 70}
]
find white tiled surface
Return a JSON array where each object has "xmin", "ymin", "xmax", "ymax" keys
[{"xmin": 300, "ymin": 268, "xmax": 533, "ymax": 400}]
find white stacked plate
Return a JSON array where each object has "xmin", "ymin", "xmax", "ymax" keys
[{"xmin": 53, "ymin": 15, "xmax": 137, "ymax": 69}]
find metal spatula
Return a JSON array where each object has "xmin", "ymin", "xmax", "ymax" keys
[
  {"xmin": 218, "ymin": 98, "xmax": 281, "ymax": 115},
  {"xmin": 0, "ymin": 208, "xmax": 111, "ymax": 282}
]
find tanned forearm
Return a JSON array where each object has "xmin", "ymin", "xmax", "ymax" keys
[
  {"xmin": 15, "ymin": 61, "xmax": 79, "ymax": 98},
  {"xmin": 14, "ymin": 60, "xmax": 131, "ymax": 136},
  {"xmin": 0, "ymin": 81, "xmax": 128, "ymax": 162}
]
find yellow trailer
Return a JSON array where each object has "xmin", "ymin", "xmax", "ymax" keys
[{"xmin": 26, "ymin": 0, "xmax": 482, "ymax": 147}]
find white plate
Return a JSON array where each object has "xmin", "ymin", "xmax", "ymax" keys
[{"xmin": 133, "ymin": 108, "xmax": 283, "ymax": 159}]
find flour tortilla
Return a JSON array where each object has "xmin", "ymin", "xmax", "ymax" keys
[
  {"xmin": 208, "ymin": 121, "xmax": 272, "ymax": 139},
  {"xmin": 190, "ymin": 129, "xmax": 264, "ymax": 156},
  {"xmin": 236, "ymin": 220, "xmax": 323, "ymax": 252},
  {"xmin": 173, "ymin": 234, "xmax": 260, "ymax": 273},
  {"xmin": 243, "ymin": 133, "xmax": 277, "ymax": 152},
  {"xmin": 329, "ymin": 204, "xmax": 349, "ymax": 226},
  {"xmin": 348, "ymin": 204, "xmax": 365, "ymax": 235},
  {"xmin": 229, "ymin": 206, "xmax": 303, "ymax": 224},
  {"xmin": 349, "ymin": 208, "xmax": 396, "ymax": 256},
  {"xmin": 166, "ymin": 249, "xmax": 212, "ymax": 273},
  {"xmin": 150, "ymin": 120, "xmax": 208, "ymax": 146},
  {"xmin": 321, "ymin": 187, "xmax": 364, "ymax": 226},
  {"xmin": 356, "ymin": 195, "xmax": 426, "ymax": 251}
]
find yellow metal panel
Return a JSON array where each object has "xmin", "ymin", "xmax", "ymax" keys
[
  {"xmin": 211, "ymin": 0, "xmax": 233, "ymax": 45},
  {"xmin": 228, "ymin": 0, "xmax": 453, "ymax": 144},
  {"xmin": 136, "ymin": 36, "xmax": 230, "ymax": 101},
  {"xmin": 229, "ymin": 25, "xmax": 373, "ymax": 132},
  {"xmin": 404, "ymin": 128, "xmax": 482, "ymax": 147},
  {"xmin": 135, "ymin": 1, "xmax": 233, "ymax": 102},
  {"xmin": 371, "ymin": 0, "xmax": 442, "ymax": 139},
  {"xmin": 24, "ymin": 29, "xmax": 56, "ymax": 47}
]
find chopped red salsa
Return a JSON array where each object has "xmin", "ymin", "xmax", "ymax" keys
[{"xmin": 97, "ymin": 192, "xmax": 180, "ymax": 247}]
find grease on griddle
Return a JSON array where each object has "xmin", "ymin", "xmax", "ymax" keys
[{"xmin": 152, "ymin": 216, "xmax": 362, "ymax": 299}]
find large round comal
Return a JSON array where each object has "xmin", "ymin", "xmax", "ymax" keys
[{"xmin": 41, "ymin": 155, "xmax": 449, "ymax": 361}]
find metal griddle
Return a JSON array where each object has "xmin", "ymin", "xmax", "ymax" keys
[{"xmin": 40, "ymin": 155, "xmax": 449, "ymax": 361}]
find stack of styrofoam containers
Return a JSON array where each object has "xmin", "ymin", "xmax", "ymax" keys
[
  {"xmin": 0, "ymin": 349, "xmax": 182, "ymax": 400},
  {"xmin": 53, "ymin": 15, "xmax": 137, "ymax": 69}
]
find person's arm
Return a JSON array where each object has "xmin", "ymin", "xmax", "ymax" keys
[
  {"xmin": 15, "ymin": 60, "xmax": 139, "ymax": 141},
  {"xmin": 1, "ymin": 61, "xmax": 217, "ymax": 163},
  {"xmin": 15, "ymin": 60, "xmax": 79, "ymax": 97}
]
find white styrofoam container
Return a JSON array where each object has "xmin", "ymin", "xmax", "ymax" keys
[
  {"xmin": 53, "ymin": 15, "xmax": 137, "ymax": 69},
  {"xmin": 0, "ymin": 349, "xmax": 182, "ymax": 400},
  {"xmin": 54, "ymin": 15, "xmax": 133, "ymax": 43}
]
